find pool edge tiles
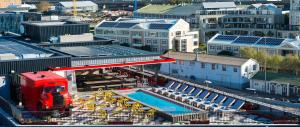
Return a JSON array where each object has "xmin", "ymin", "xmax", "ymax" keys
[{"xmin": 126, "ymin": 90, "xmax": 199, "ymax": 116}]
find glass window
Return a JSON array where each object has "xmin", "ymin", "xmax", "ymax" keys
[
  {"xmin": 233, "ymin": 67, "xmax": 238, "ymax": 72},
  {"xmin": 190, "ymin": 61, "xmax": 195, "ymax": 66},
  {"xmin": 176, "ymin": 31, "xmax": 181, "ymax": 36},
  {"xmin": 194, "ymin": 41, "xmax": 198, "ymax": 46},
  {"xmin": 212, "ymin": 64, "xmax": 216, "ymax": 70},
  {"xmin": 222, "ymin": 65, "xmax": 226, "ymax": 71},
  {"xmin": 201, "ymin": 63, "xmax": 205, "ymax": 68},
  {"xmin": 253, "ymin": 65, "xmax": 257, "ymax": 71}
]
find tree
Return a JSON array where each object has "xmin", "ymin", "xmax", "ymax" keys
[
  {"xmin": 170, "ymin": 0, "xmax": 181, "ymax": 5},
  {"xmin": 240, "ymin": 47, "xmax": 256, "ymax": 59},
  {"xmin": 36, "ymin": 1, "xmax": 51, "ymax": 13},
  {"xmin": 280, "ymin": 55, "xmax": 300, "ymax": 75},
  {"xmin": 198, "ymin": 43, "xmax": 207, "ymax": 51},
  {"xmin": 254, "ymin": 50, "xmax": 268, "ymax": 70},
  {"xmin": 267, "ymin": 55, "xmax": 283, "ymax": 72}
]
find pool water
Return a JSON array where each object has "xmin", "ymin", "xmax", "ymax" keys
[{"xmin": 127, "ymin": 91, "xmax": 194, "ymax": 115}]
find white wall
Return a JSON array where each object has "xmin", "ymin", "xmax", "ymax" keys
[{"xmin": 160, "ymin": 59, "xmax": 256, "ymax": 89}]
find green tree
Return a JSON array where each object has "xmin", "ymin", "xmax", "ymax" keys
[
  {"xmin": 198, "ymin": 43, "xmax": 207, "ymax": 51},
  {"xmin": 240, "ymin": 47, "xmax": 256, "ymax": 58},
  {"xmin": 254, "ymin": 51, "xmax": 268, "ymax": 70},
  {"xmin": 280, "ymin": 55, "xmax": 300, "ymax": 75},
  {"xmin": 36, "ymin": 1, "xmax": 51, "ymax": 13},
  {"xmin": 267, "ymin": 55, "xmax": 283, "ymax": 72},
  {"xmin": 170, "ymin": 0, "xmax": 181, "ymax": 5}
]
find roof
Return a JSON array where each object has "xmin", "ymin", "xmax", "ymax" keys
[
  {"xmin": 137, "ymin": 4, "xmax": 177, "ymax": 14},
  {"xmin": 51, "ymin": 45, "xmax": 158, "ymax": 58},
  {"xmin": 97, "ymin": 18, "xmax": 178, "ymax": 30},
  {"xmin": 22, "ymin": 71, "xmax": 66, "ymax": 82},
  {"xmin": 0, "ymin": 37, "xmax": 53, "ymax": 61},
  {"xmin": 59, "ymin": 1, "xmax": 97, "ymax": 8},
  {"xmin": 202, "ymin": 2, "xmax": 236, "ymax": 9},
  {"xmin": 164, "ymin": 51, "xmax": 250, "ymax": 66},
  {"xmin": 208, "ymin": 34, "xmax": 298, "ymax": 48},
  {"xmin": 165, "ymin": 5, "xmax": 202, "ymax": 16},
  {"xmin": 22, "ymin": 21, "xmax": 88, "ymax": 26},
  {"xmin": 137, "ymin": 4, "xmax": 201, "ymax": 16},
  {"xmin": 252, "ymin": 72, "xmax": 300, "ymax": 86}
]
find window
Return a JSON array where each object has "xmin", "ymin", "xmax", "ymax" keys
[
  {"xmin": 245, "ymin": 67, "xmax": 248, "ymax": 72},
  {"xmin": 201, "ymin": 63, "xmax": 205, "ymax": 68},
  {"xmin": 222, "ymin": 65, "xmax": 226, "ymax": 71},
  {"xmin": 172, "ymin": 69, "xmax": 178, "ymax": 73},
  {"xmin": 193, "ymin": 41, "xmax": 198, "ymax": 46},
  {"xmin": 194, "ymin": 34, "xmax": 198, "ymax": 38},
  {"xmin": 176, "ymin": 31, "xmax": 181, "ymax": 36},
  {"xmin": 179, "ymin": 60, "xmax": 184, "ymax": 65},
  {"xmin": 253, "ymin": 65, "xmax": 257, "ymax": 71},
  {"xmin": 233, "ymin": 67, "xmax": 238, "ymax": 72},
  {"xmin": 210, "ymin": 46, "xmax": 215, "ymax": 50},
  {"xmin": 161, "ymin": 40, "xmax": 168, "ymax": 45},
  {"xmin": 190, "ymin": 61, "xmax": 195, "ymax": 66},
  {"xmin": 212, "ymin": 64, "xmax": 216, "ymax": 70}
]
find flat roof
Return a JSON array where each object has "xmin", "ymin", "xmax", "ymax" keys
[
  {"xmin": 202, "ymin": 2, "xmax": 236, "ymax": 9},
  {"xmin": 22, "ymin": 21, "xmax": 88, "ymax": 26},
  {"xmin": 137, "ymin": 4, "xmax": 177, "ymax": 14},
  {"xmin": 97, "ymin": 18, "xmax": 178, "ymax": 30},
  {"xmin": 137, "ymin": 4, "xmax": 202, "ymax": 16},
  {"xmin": 252, "ymin": 72, "xmax": 300, "ymax": 86},
  {"xmin": 0, "ymin": 37, "xmax": 54, "ymax": 61},
  {"xmin": 51, "ymin": 45, "xmax": 158, "ymax": 58},
  {"xmin": 164, "ymin": 51, "xmax": 250, "ymax": 66}
]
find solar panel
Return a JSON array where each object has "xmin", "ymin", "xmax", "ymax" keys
[
  {"xmin": 0, "ymin": 39, "xmax": 47, "ymax": 58},
  {"xmin": 256, "ymin": 38, "xmax": 285, "ymax": 46},
  {"xmin": 115, "ymin": 23, "xmax": 138, "ymax": 28},
  {"xmin": 214, "ymin": 35, "xmax": 238, "ymax": 41},
  {"xmin": 233, "ymin": 36, "xmax": 260, "ymax": 44},
  {"xmin": 149, "ymin": 23, "xmax": 173, "ymax": 30},
  {"xmin": 99, "ymin": 22, "xmax": 118, "ymax": 27}
]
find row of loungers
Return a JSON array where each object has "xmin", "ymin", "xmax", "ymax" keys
[{"xmin": 152, "ymin": 81, "xmax": 245, "ymax": 112}]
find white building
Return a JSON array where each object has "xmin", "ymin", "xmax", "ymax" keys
[
  {"xmin": 197, "ymin": 2, "xmax": 284, "ymax": 41},
  {"xmin": 207, "ymin": 34, "xmax": 300, "ymax": 57},
  {"xmin": 160, "ymin": 51, "xmax": 259, "ymax": 89},
  {"xmin": 95, "ymin": 18, "xmax": 199, "ymax": 53},
  {"xmin": 56, "ymin": 1, "xmax": 98, "ymax": 14},
  {"xmin": 290, "ymin": 0, "xmax": 300, "ymax": 28},
  {"xmin": 136, "ymin": 2, "xmax": 291, "ymax": 42},
  {"xmin": 250, "ymin": 72, "xmax": 300, "ymax": 97}
]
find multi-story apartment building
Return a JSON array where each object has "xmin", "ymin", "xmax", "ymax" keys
[
  {"xmin": 207, "ymin": 34, "xmax": 300, "ymax": 57},
  {"xmin": 197, "ymin": 2, "xmax": 284, "ymax": 41},
  {"xmin": 95, "ymin": 18, "xmax": 199, "ymax": 53},
  {"xmin": 290, "ymin": 0, "xmax": 300, "ymax": 28},
  {"xmin": 137, "ymin": 2, "xmax": 297, "ymax": 42},
  {"xmin": 160, "ymin": 51, "xmax": 259, "ymax": 89}
]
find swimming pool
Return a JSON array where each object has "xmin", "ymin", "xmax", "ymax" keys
[{"xmin": 127, "ymin": 91, "xmax": 194, "ymax": 115}]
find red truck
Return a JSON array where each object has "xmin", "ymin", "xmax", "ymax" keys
[{"xmin": 20, "ymin": 71, "xmax": 72, "ymax": 116}]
